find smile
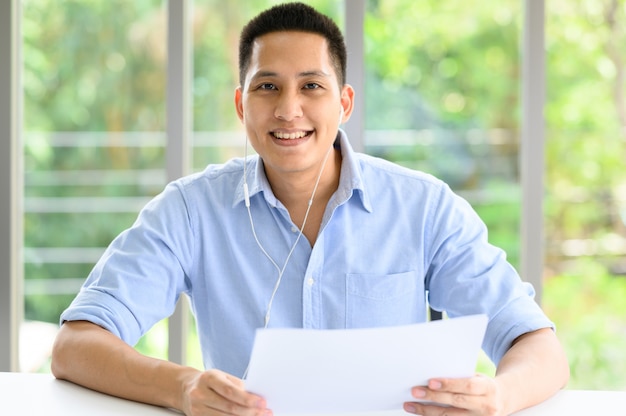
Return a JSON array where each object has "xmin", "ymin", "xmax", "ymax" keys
[{"xmin": 271, "ymin": 130, "xmax": 312, "ymax": 140}]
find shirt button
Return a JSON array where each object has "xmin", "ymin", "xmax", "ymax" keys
[
  {"xmin": 307, "ymin": 277, "xmax": 315, "ymax": 286},
  {"xmin": 291, "ymin": 226, "xmax": 299, "ymax": 233}
]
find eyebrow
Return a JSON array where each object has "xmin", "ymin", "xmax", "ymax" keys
[{"xmin": 249, "ymin": 69, "xmax": 331, "ymax": 82}]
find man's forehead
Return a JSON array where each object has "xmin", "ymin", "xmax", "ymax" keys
[
  {"xmin": 253, "ymin": 30, "xmax": 328, "ymax": 45},
  {"xmin": 245, "ymin": 32, "xmax": 336, "ymax": 83},
  {"xmin": 250, "ymin": 31, "xmax": 329, "ymax": 58}
]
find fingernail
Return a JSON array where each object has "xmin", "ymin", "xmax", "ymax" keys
[
  {"xmin": 413, "ymin": 388, "xmax": 426, "ymax": 398},
  {"xmin": 429, "ymin": 380, "xmax": 442, "ymax": 389},
  {"xmin": 404, "ymin": 404, "xmax": 416, "ymax": 413}
]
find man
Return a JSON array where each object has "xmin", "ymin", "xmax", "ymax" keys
[{"xmin": 52, "ymin": 3, "xmax": 569, "ymax": 416}]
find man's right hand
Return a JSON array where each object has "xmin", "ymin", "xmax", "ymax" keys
[
  {"xmin": 52, "ymin": 321, "xmax": 272, "ymax": 416},
  {"xmin": 181, "ymin": 369, "xmax": 272, "ymax": 416}
]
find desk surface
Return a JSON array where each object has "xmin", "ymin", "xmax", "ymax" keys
[
  {"xmin": 1, "ymin": 372, "xmax": 625, "ymax": 415},
  {"xmin": 1, "ymin": 372, "xmax": 179, "ymax": 415}
]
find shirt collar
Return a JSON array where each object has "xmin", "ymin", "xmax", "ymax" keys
[
  {"xmin": 233, "ymin": 129, "xmax": 372, "ymax": 212},
  {"xmin": 334, "ymin": 129, "xmax": 372, "ymax": 212},
  {"xmin": 232, "ymin": 155, "xmax": 269, "ymax": 208}
]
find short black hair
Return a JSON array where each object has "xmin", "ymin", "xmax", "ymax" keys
[{"xmin": 238, "ymin": 2, "xmax": 347, "ymax": 87}]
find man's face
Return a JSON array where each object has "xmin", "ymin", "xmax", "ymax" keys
[{"xmin": 235, "ymin": 31, "xmax": 353, "ymax": 180}]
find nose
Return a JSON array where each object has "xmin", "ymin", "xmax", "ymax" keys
[{"xmin": 274, "ymin": 89, "xmax": 303, "ymax": 121}]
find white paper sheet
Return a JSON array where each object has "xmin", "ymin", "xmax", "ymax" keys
[{"xmin": 244, "ymin": 314, "xmax": 488, "ymax": 415}]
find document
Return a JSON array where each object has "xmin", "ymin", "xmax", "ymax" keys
[{"xmin": 244, "ymin": 314, "xmax": 488, "ymax": 415}]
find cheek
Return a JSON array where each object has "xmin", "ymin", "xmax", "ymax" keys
[
  {"xmin": 243, "ymin": 100, "xmax": 271, "ymax": 125},
  {"xmin": 241, "ymin": 107, "xmax": 259, "ymax": 128},
  {"xmin": 242, "ymin": 112, "xmax": 268, "ymax": 142}
]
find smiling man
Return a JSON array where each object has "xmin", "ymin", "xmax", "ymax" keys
[
  {"xmin": 234, "ymin": 28, "xmax": 353, "ymax": 244},
  {"xmin": 51, "ymin": 3, "xmax": 569, "ymax": 416}
]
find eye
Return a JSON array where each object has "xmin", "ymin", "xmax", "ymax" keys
[
  {"xmin": 303, "ymin": 82, "xmax": 321, "ymax": 90},
  {"xmin": 258, "ymin": 83, "xmax": 277, "ymax": 90}
]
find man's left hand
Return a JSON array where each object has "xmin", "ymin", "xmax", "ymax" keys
[{"xmin": 403, "ymin": 374, "xmax": 505, "ymax": 416}]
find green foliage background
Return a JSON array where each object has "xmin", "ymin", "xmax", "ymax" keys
[{"xmin": 20, "ymin": 0, "xmax": 626, "ymax": 390}]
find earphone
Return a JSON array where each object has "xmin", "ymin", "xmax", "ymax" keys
[
  {"xmin": 240, "ymin": 110, "xmax": 341, "ymax": 378},
  {"xmin": 242, "ymin": 137, "xmax": 333, "ymax": 324}
]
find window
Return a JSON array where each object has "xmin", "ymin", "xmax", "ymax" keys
[
  {"xmin": 3, "ymin": 0, "xmax": 625, "ymax": 390},
  {"xmin": 363, "ymin": 0, "xmax": 523, "ymax": 268},
  {"xmin": 21, "ymin": 0, "xmax": 169, "ymax": 369},
  {"xmin": 543, "ymin": 0, "xmax": 626, "ymax": 389}
]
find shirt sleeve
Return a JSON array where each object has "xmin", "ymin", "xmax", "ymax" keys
[
  {"xmin": 424, "ymin": 183, "xmax": 554, "ymax": 366},
  {"xmin": 59, "ymin": 181, "xmax": 194, "ymax": 346}
]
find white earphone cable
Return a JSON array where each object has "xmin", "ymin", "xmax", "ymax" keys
[
  {"xmin": 242, "ymin": 110, "xmax": 343, "ymax": 379},
  {"xmin": 243, "ymin": 137, "xmax": 333, "ymax": 326},
  {"xmin": 241, "ymin": 136, "xmax": 334, "ymax": 379}
]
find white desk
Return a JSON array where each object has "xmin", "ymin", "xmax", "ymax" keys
[
  {"xmin": 1, "ymin": 372, "xmax": 625, "ymax": 415},
  {"xmin": 1, "ymin": 372, "xmax": 179, "ymax": 415}
]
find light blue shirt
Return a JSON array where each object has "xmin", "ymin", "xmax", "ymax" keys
[{"xmin": 61, "ymin": 130, "xmax": 553, "ymax": 378}]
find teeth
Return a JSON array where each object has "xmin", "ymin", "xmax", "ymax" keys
[{"xmin": 273, "ymin": 131, "xmax": 308, "ymax": 139}]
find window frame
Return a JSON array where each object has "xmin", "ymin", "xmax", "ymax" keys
[{"xmin": 1, "ymin": 0, "xmax": 23, "ymax": 372}]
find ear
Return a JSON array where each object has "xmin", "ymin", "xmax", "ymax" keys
[
  {"xmin": 339, "ymin": 84, "xmax": 355, "ymax": 124},
  {"xmin": 234, "ymin": 86, "xmax": 244, "ymax": 123}
]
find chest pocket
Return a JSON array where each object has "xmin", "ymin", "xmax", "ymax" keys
[{"xmin": 346, "ymin": 271, "xmax": 425, "ymax": 328}]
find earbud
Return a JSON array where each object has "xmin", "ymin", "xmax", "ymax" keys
[
  {"xmin": 243, "ymin": 136, "xmax": 251, "ymax": 207},
  {"xmin": 339, "ymin": 106, "xmax": 344, "ymax": 125},
  {"xmin": 244, "ymin": 183, "xmax": 250, "ymax": 207}
]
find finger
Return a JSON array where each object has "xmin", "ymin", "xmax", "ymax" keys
[
  {"xmin": 407, "ymin": 374, "xmax": 502, "ymax": 416},
  {"xmin": 186, "ymin": 385, "xmax": 259, "ymax": 416},
  {"xmin": 199, "ymin": 387, "xmax": 265, "ymax": 416},
  {"xmin": 212, "ymin": 372, "xmax": 266, "ymax": 407},
  {"xmin": 428, "ymin": 375, "xmax": 491, "ymax": 395},
  {"xmin": 404, "ymin": 402, "xmax": 468, "ymax": 416},
  {"xmin": 202, "ymin": 371, "xmax": 269, "ymax": 413},
  {"xmin": 409, "ymin": 386, "xmax": 484, "ymax": 412}
]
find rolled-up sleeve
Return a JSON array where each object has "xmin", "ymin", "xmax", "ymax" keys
[
  {"xmin": 60, "ymin": 181, "xmax": 194, "ymax": 346},
  {"xmin": 425, "ymin": 184, "xmax": 554, "ymax": 365}
]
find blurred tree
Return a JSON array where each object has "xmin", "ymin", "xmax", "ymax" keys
[
  {"xmin": 23, "ymin": 0, "xmax": 165, "ymax": 133},
  {"xmin": 544, "ymin": 0, "xmax": 626, "ymax": 270},
  {"xmin": 22, "ymin": 0, "xmax": 166, "ymax": 324}
]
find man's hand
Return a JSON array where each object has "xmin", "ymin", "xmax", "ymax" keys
[
  {"xmin": 403, "ymin": 374, "xmax": 505, "ymax": 416},
  {"xmin": 403, "ymin": 328, "xmax": 569, "ymax": 415},
  {"xmin": 181, "ymin": 369, "xmax": 272, "ymax": 416}
]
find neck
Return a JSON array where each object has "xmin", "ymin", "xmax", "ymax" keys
[
  {"xmin": 267, "ymin": 148, "xmax": 342, "ymax": 245},
  {"xmin": 267, "ymin": 147, "xmax": 341, "ymax": 208}
]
